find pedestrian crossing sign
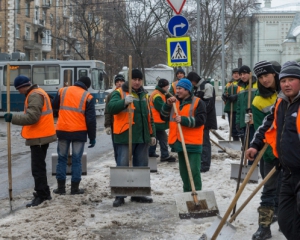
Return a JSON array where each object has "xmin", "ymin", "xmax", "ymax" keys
[{"xmin": 166, "ymin": 37, "xmax": 191, "ymax": 67}]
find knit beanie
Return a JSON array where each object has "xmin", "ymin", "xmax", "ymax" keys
[
  {"xmin": 114, "ymin": 74, "xmax": 125, "ymax": 84},
  {"xmin": 132, "ymin": 69, "xmax": 143, "ymax": 80},
  {"xmin": 176, "ymin": 68, "xmax": 185, "ymax": 76},
  {"xmin": 158, "ymin": 78, "xmax": 169, "ymax": 88},
  {"xmin": 270, "ymin": 61, "xmax": 281, "ymax": 74},
  {"xmin": 238, "ymin": 65, "xmax": 251, "ymax": 74},
  {"xmin": 232, "ymin": 68, "xmax": 239, "ymax": 74},
  {"xmin": 176, "ymin": 78, "xmax": 192, "ymax": 93},
  {"xmin": 14, "ymin": 75, "xmax": 31, "ymax": 89},
  {"xmin": 186, "ymin": 71, "xmax": 201, "ymax": 83},
  {"xmin": 78, "ymin": 76, "xmax": 91, "ymax": 89},
  {"xmin": 279, "ymin": 61, "xmax": 300, "ymax": 81},
  {"xmin": 253, "ymin": 60, "xmax": 276, "ymax": 78}
]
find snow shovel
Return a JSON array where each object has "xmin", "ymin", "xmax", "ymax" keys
[
  {"xmin": 230, "ymin": 74, "xmax": 259, "ymax": 184},
  {"xmin": 110, "ymin": 56, "xmax": 151, "ymax": 196},
  {"xmin": 201, "ymin": 144, "xmax": 268, "ymax": 240},
  {"xmin": 172, "ymin": 102, "xmax": 219, "ymax": 219},
  {"xmin": 6, "ymin": 64, "xmax": 13, "ymax": 211},
  {"xmin": 210, "ymin": 138, "xmax": 237, "ymax": 159}
]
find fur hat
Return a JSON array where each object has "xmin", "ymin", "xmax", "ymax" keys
[
  {"xmin": 176, "ymin": 78, "xmax": 192, "ymax": 93},
  {"xmin": 132, "ymin": 69, "xmax": 143, "ymax": 80},
  {"xmin": 279, "ymin": 61, "xmax": 300, "ymax": 81},
  {"xmin": 14, "ymin": 75, "xmax": 31, "ymax": 90},
  {"xmin": 238, "ymin": 65, "xmax": 251, "ymax": 74}
]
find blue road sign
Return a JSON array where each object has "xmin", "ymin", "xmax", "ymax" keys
[{"xmin": 168, "ymin": 15, "xmax": 189, "ymax": 37}]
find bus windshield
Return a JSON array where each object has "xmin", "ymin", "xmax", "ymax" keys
[{"xmin": 91, "ymin": 68, "xmax": 105, "ymax": 91}]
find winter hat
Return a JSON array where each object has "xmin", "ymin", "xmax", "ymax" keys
[
  {"xmin": 176, "ymin": 68, "xmax": 185, "ymax": 76},
  {"xmin": 270, "ymin": 61, "xmax": 281, "ymax": 74},
  {"xmin": 132, "ymin": 69, "xmax": 143, "ymax": 80},
  {"xmin": 186, "ymin": 71, "xmax": 201, "ymax": 83},
  {"xmin": 158, "ymin": 78, "xmax": 169, "ymax": 88},
  {"xmin": 253, "ymin": 60, "xmax": 276, "ymax": 78},
  {"xmin": 114, "ymin": 74, "xmax": 125, "ymax": 84},
  {"xmin": 176, "ymin": 78, "xmax": 192, "ymax": 93},
  {"xmin": 238, "ymin": 65, "xmax": 251, "ymax": 74},
  {"xmin": 14, "ymin": 75, "xmax": 31, "ymax": 90},
  {"xmin": 279, "ymin": 61, "xmax": 300, "ymax": 81},
  {"xmin": 232, "ymin": 68, "xmax": 239, "ymax": 74},
  {"xmin": 78, "ymin": 76, "xmax": 91, "ymax": 89}
]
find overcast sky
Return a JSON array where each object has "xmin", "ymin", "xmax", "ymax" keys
[{"xmin": 264, "ymin": 0, "xmax": 298, "ymax": 7}]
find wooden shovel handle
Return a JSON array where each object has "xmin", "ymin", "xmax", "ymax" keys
[
  {"xmin": 211, "ymin": 143, "xmax": 268, "ymax": 240},
  {"xmin": 229, "ymin": 84, "xmax": 234, "ymax": 141},
  {"xmin": 7, "ymin": 64, "xmax": 12, "ymax": 201},
  {"xmin": 128, "ymin": 56, "xmax": 132, "ymax": 167},
  {"xmin": 229, "ymin": 166, "xmax": 276, "ymax": 223},
  {"xmin": 172, "ymin": 102, "xmax": 199, "ymax": 204}
]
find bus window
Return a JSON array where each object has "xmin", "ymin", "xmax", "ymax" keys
[
  {"xmin": 79, "ymin": 69, "xmax": 88, "ymax": 78},
  {"xmin": 4, "ymin": 65, "xmax": 31, "ymax": 86},
  {"xmin": 32, "ymin": 65, "xmax": 60, "ymax": 85},
  {"xmin": 64, "ymin": 70, "xmax": 73, "ymax": 87},
  {"xmin": 91, "ymin": 69, "xmax": 105, "ymax": 91}
]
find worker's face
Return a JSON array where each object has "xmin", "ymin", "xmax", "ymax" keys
[
  {"xmin": 232, "ymin": 72, "xmax": 239, "ymax": 81},
  {"xmin": 176, "ymin": 86, "xmax": 190, "ymax": 99},
  {"xmin": 18, "ymin": 87, "xmax": 28, "ymax": 94},
  {"xmin": 240, "ymin": 72, "xmax": 250, "ymax": 82},
  {"xmin": 176, "ymin": 72, "xmax": 185, "ymax": 80},
  {"xmin": 162, "ymin": 85, "xmax": 169, "ymax": 93},
  {"xmin": 280, "ymin": 77, "xmax": 300, "ymax": 101},
  {"xmin": 131, "ymin": 78, "xmax": 143, "ymax": 90},
  {"xmin": 258, "ymin": 73, "xmax": 276, "ymax": 89},
  {"xmin": 115, "ymin": 80, "xmax": 124, "ymax": 88}
]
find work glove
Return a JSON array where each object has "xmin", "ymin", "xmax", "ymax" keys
[
  {"xmin": 124, "ymin": 95, "xmax": 134, "ymax": 105},
  {"xmin": 235, "ymin": 124, "xmax": 241, "ymax": 132},
  {"xmin": 88, "ymin": 139, "xmax": 96, "ymax": 148},
  {"xmin": 105, "ymin": 127, "xmax": 111, "ymax": 135},
  {"xmin": 4, "ymin": 113, "xmax": 13, "ymax": 122},
  {"xmin": 228, "ymin": 94, "xmax": 238, "ymax": 102},
  {"xmin": 221, "ymin": 93, "xmax": 228, "ymax": 102},
  {"xmin": 149, "ymin": 137, "xmax": 156, "ymax": 146},
  {"xmin": 245, "ymin": 113, "xmax": 253, "ymax": 124}
]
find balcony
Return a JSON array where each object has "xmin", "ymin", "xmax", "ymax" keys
[
  {"xmin": 24, "ymin": 40, "xmax": 42, "ymax": 50},
  {"xmin": 42, "ymin": 1, "xmax": 51, "ymax": 9},
  {"xmin": 32, "ymin": 18, "xmax": 45, "ymax": 28},
  {"xmin": 41, "ymin": 43, "xmax": 51, "ymax": 52}
]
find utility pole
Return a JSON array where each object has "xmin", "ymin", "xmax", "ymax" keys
[
  {"xmin": 221, "ymin": 0, "xmax": 225, "ymax": 119},
  {"xmin": 196, "ymin": 0, "xmax": 201, "ymax": 76}
]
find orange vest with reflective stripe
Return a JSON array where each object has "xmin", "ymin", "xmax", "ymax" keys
[
  {"xmin": 149, "ymin": 90, "xmax": 166, "ymax": 123},
  {"xmin": 113, "ymin": 88, "xmax": 153, "ymax": 135},
  {"xmin": 264, "ymin": 98, "xmax": 300, "ymax": 158},
  {"xmin": 21, "ymin": 88, "xmax": 56, "ymax": 139},
  {"xmin": 172, "ymin": 81, "xmax": 178, "ymax": 95},
  {"xmin": 56, "ymin": 86, "xmax": 92, "ymax": 132},
  {"xmin": 168, "ymin": 97, "xmax": 204, "ymax": 145}
]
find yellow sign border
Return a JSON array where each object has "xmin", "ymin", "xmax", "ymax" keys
[{"xmin": 166, "ymin": 36, "xmax": 191, "ymax": 67}]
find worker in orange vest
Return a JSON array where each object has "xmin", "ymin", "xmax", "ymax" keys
[
  {"xmin": 246, "ymin": 61, "xmax": 300, "ymax": 240},
  {"xmin": 4, "ymin": 75, "xmax": 57, "ymax": 207},
  {"xmin": 169, "ymin": 68, "xmax": 185, "ymax": 96},
  {"xmin": 160, "ymin": 79, "xmax": 207, "ymax": 191},
  {"xmin": 52, "ymin": 77, "xmax": 96, "ymax": 195}
]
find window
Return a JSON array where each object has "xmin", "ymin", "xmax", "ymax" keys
[
  {"xmin": 56, "ymin": 0, "xmax": 59, "ymax": 7},
  {"xmin": 25, "ymin": 26, "xmax": 30, "ymax": 39},
  {"xmin": 35, "ymin": 7, "xmax": 39, "ymax": 21},
  {"xmin": 88, "ymin": 13, "xmax": 93, "ymax": 21},
  {"xmin": 237, "ymin": 30, "xmax": 243, "ymax": 44},
  {"xmin": 50, "ymin": 14, "xmax": 53, "ymax": 26},
  {"xmin": 75, "ymin": 42, "xmax": 81, "ymax": 53},
  {"xmin": 25, "ymin": 2, "xmax": 30, "ymax": 17},
  {"xmin": 33, "ymin": 65, "xmax": 60, "ymax": 85},
  {"xmin": 0, "ymin": 0, "xmax": 2, "ymax": 11},
  {"xmin": 4, "ymin": 65, "xmax": 31, "ymax": 86},
  {"xmin": 0, "ymin": 23, "xmax": 2, "ymax": 37},
  {"xmin": 16, "ymin": 0, "xmax": 20, "ymax": 14},
  {"xmin": 15, "ymin": 24, "xmax": 20, "ymax": 38},
  {"xmin": 25, "ymin": 50, "xmax": 30, "ymax": 61},
  {"xmin": 42, "ymin": 30, "xmax": 52, "ymax": 45},
  {"xmin": 34, "ymin": 53, "xmax": 39, "ymax": 60}
]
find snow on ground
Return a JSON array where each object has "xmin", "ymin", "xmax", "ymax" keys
[{"xmin": 0, "ymin": 117, "xmax": 285, "ymax": 239}]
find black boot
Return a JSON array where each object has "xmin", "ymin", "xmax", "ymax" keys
[
  {"xmin": 71, "ymin": 181, "xmax": 84, "ymax": 195},
  {"xmin": 26, "ymin": 193, "xmax": 51, "ymax": 208},
  {"xmin": 252, "ymin": 225, "xmax": 271, "ymax": 240},
  {"xmin": 113, "ymin": 197, "xmax": 125, "ymax": 207},
  {"xmin": 131, "ymin": 196, "xmax": 153, "ymax": 203},
  {"xmin": 233, "ymin": 136, "xmax": 240, "ymax": 141},
  {"xmin": 53, "ymin": 179, "xmax": 66, "ymax": 195}
]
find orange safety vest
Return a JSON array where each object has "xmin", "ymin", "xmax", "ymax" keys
[
  {"xmin": 149, "ymin": 89, "xmax": 166, "ymax": 124},
  {"xmin": 21, "ymin": 88, "xmax": 56, "ymax": 139},
  {"xmin": 264, "ymin": 98, "xmax": 300, "ymax": 157},
  {"xmin": 168, "ymin": 97, "xmax": 204, "ymax": 145},
  {"xmin": 172, "ymin": 81, "xmax": 178, "ymax": 95},
  {"xmin": 56, "ymin": 86, "xmax": 92, "ymax": 132},
  {"xmin": 113, "ymin": 88, "xmax": 153, "ymax": 135}
]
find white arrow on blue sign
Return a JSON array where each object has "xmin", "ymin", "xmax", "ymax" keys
[{"xmin": 168, "ymin": 15, "xmax": 189, "ymax": 37}]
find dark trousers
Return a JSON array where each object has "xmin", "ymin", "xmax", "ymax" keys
[
  {"xmin": 242, "ymin": 125, "xmax": 255, "ymax": 165},
  {"xmin": 260, "ymin": 159, "xmax": 282, "ymax": 211},
  {"xmin": 148, "ymin": 130, "xmax": 169, "ymax": 159},
  {"xmin": 278, "ymin": 171, "xmax": 300, "ymax": 240},
  {"xmin": 226, "ymin": 112, "xmax": 239, "ymax": 137},
  {"xmin": 201, "ymin": 128, "xmax": 211, "ymax": 171},
  {"xmin": 111, "ymin": 133, "xmax": 118, "ymax": 164},
  {"xmin": 30, "ymin": 144, "xmax": 50, "ymax": 199}
]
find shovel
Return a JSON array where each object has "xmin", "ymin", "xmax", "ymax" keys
[
  {"xmin": 172, "ymin": 102, "xmax": 219, "ymax": 219},
  {"xmin": 209, "ymin": 138, "xmax": 238, "ymax": 159},
  {"xmin": 201, "ymin": 144, "xmax": 268, "ymax": 240},
  {"xmin": 202, "ymin": 149, "xmax": 274, "ymax": 240},
  {"xmin": 6, "ymin": 64, "xmax": 13, "ymax": 211},
  {"xmin": 110, "ymin": 56, "xmax": 151, "ymax": 196}
]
